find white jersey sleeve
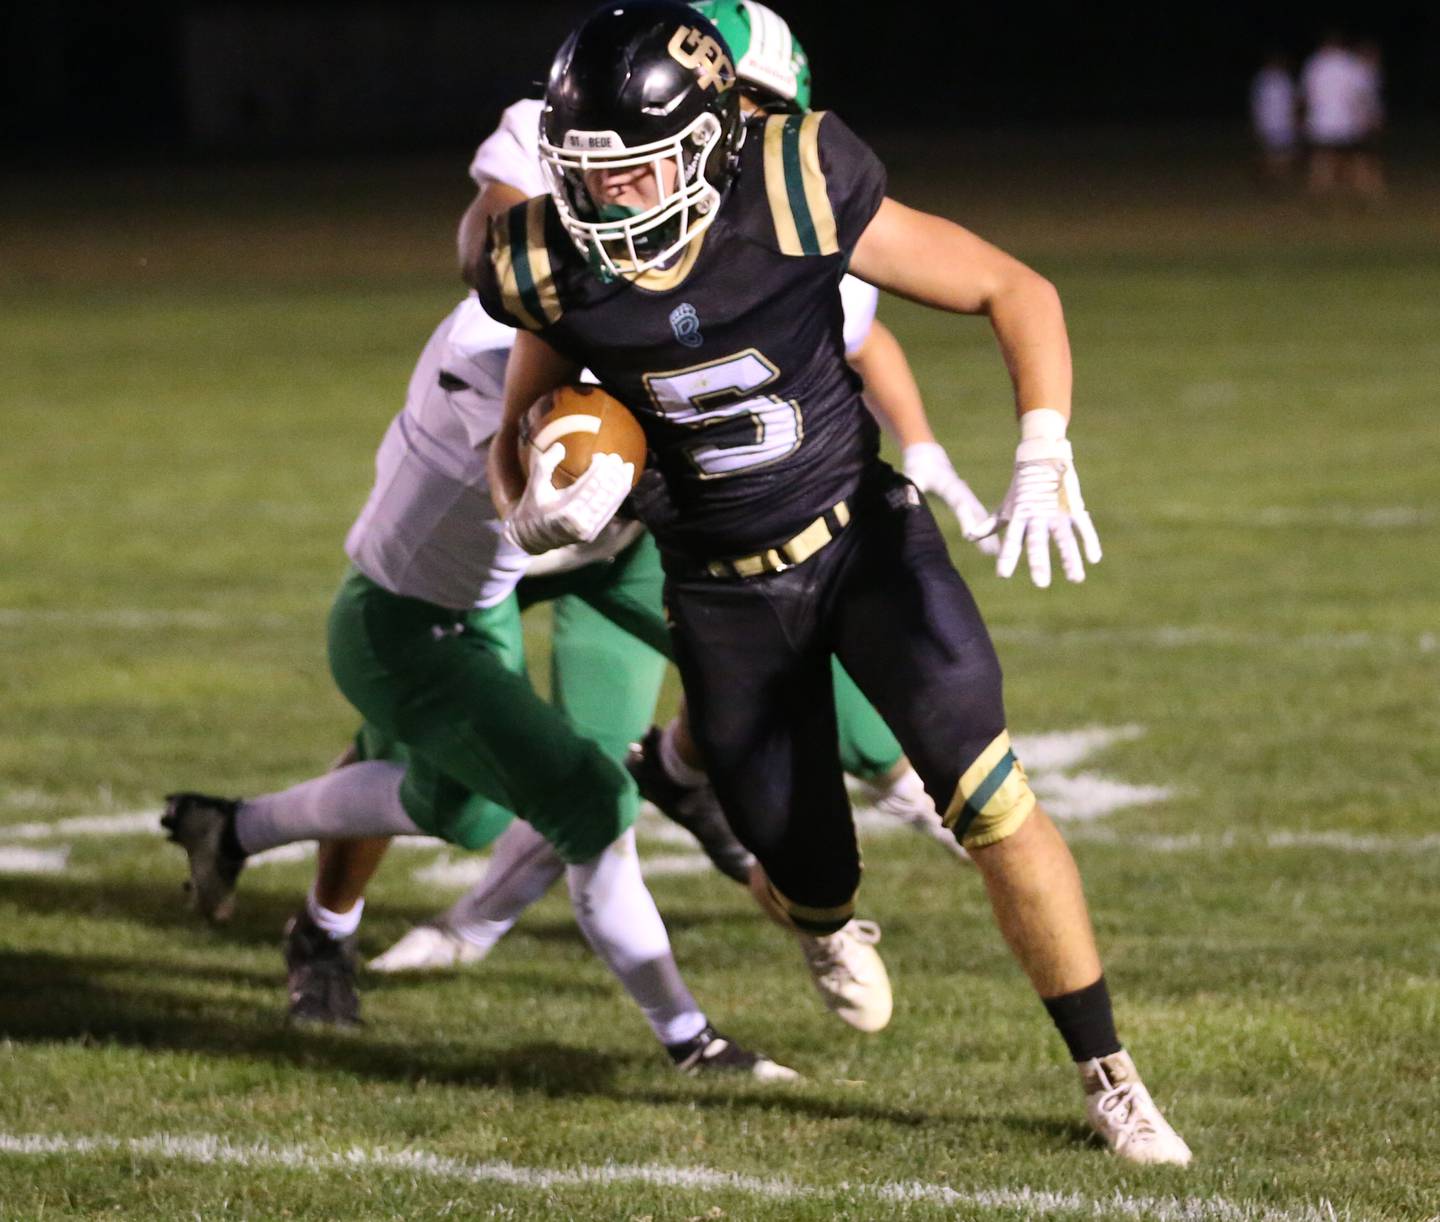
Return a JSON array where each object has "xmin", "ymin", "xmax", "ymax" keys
[
  {"xmin": 469, "ymin": 98, "xmax": 547, "ymax": 198},
  {"xmin": 446, "ymin": 294, "xmax": 516, "ymax": 377},
  {"xmin": 839, "ymin": 275, "xmax": 879, "ymax": 358},
  {"xmin": 346, "ymin": 302, "xmax": 529, "ymax": 611}
]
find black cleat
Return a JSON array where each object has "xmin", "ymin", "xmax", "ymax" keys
[
  {"xmin": 626, "ymin": 727, "xmax": 755, "ymax": 884},
  {"xmin": 282, "ymin": 909, "xmax": 362, "ymax": 1028},
  {"xmin": 160, "ymin": 792, "xmax": 246, "ymax": 923},
  {"xmin": 666, "ymin": 1023, "xmax": 798, "ymax": 1082}
]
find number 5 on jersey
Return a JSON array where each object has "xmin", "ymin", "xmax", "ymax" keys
[{"xmin": 643, "ymin": 349, "xmax": 802, "ymax": 479}]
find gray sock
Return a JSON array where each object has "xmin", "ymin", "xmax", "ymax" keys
[{"xmin": 235, "ymin": 760, "xmax": 418, "ymax": 854}]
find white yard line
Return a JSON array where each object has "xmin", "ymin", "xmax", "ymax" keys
[
  {"xmin": 244, "ymin": 843, "xmax": 317, "ymax": 867},
  {"xmin": 0, "ymin": 1131, "xmax": 1341, "ymax": 1221},
  {"xmin": 0, "ymin": 846, "xmax": 69, "ymax": 874},
  {"xmin": 1154, "ymin": 503, "xmax": 1435, "ymax": 530},
  {"xmin": 1013, "ymin": 725, "xmax": 1145, "ymax": 772},
  {"xmin": 0, "ymin": 608, "xmax": 293, "ymax": 631},
  {"xmin": 638, "ymin": 853, "xmax": 714, "ymax": 876},
  {"xmin": 991, "ymin": 625, "xmax": 1438, "ymax": 655},
  {"xmin": 1069, "ymin": 827, "xmax": 1440, "ymax": 855},
  {"xmin": 2, "ymin": 605, "xmax": 1434, "ymax": 655},
  {"xmin": 1033, "ymin": 774, "xmax": 1175, "ymax": 823},
  {"xmin": 0, "ymin": 811, "xmax": 158, "ymax": 840}
]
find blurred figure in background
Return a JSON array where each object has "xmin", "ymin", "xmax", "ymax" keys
[
  {"xmin": 1352, "ymin": 39, "xmax": 1387, "ymax": 201},
  {"xmin": 1300, "ymin": 28, "xmax": 1382, "ymax": 202},
  {"xmin": 1250, "ymin": 52, "xmax": 1298, "ymax": 184}
]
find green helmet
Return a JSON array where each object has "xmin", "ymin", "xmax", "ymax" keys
[{"xmin": 691, "ymin": 0, "xmax": 812, "ymax": 112}]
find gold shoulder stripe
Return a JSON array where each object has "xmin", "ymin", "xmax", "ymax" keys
[
  {"xmin": 766, "ymin": 877, "xmax": 857, "ymax": 934},
  {"xmin": 762, "ymin": 112, "xmax": 840, "ymax": 257},
  {"xmin": 762, "ymin": 114, "xmax": 804, "ymax": 256},
  {"xmin": 492, "ymin": 208, "xmax": 541, "ymax": 332},
  {"xmin": 797, "ymin": 112, "xmax": 839, "ymax": 256},
  {"xmin": 522, "ymin": 197, "xmax": 562, "ymax": 325}
]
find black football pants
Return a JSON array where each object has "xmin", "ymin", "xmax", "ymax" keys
[{"xmin": 665, "ymin": 473, "xmax": 1008, "ymax": 933}]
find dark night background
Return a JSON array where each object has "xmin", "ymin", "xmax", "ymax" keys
[{"xmin": 4, "ymin": 1, "xmax": 1439, "ymax": 160}]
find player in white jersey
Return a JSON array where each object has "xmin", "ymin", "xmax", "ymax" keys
[
  {"xmin": 1250, "ymin": 54, "xmax": 1297, "ymax": 182},
  {"xmin": 162, "ymin": 287, "xmax": 798, "ymax": 1076},
  {"xmin": 1301, "ymin": 30, "xmax": 1385, "ymax": 200}
]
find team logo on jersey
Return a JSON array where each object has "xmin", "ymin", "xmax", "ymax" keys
[
  {"xmin": 667, "ymin": 27, "xmax": 735, "ymax": 92},
  {"xmin": 669, "ymin": 303, "xmax": 704, "ymax": 348}
]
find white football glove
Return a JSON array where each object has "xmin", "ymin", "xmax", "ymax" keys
[
  {"xmin": 975, "ymin": 410, "xmax": 1102, "ymax": 588},
  {"xmin": 901, "ymin": 442, "xmax": 1001, "ymax": 556},
  {"xmin": 504, "ymin": 443, "xmax": 635, "ymax": 556},
  {"xmin": 523, "ymin": 519, "xmax": 646, "ymax": 578}
]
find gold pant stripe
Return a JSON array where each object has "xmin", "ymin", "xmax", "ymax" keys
[
  {"xmin": 943, "ymin": 731, "xmax": 1038, "ymax": 848},
  {"xmin": 767, "ymin": 878, "xmax": 856, "ymax": 926},
  {"xmin": 942, "ymin": 732, "xmax": 1014, "ymax": 829},
  {"xmin": 963, "ymin": 790, "xmax": 1036, "ymax": 849}
]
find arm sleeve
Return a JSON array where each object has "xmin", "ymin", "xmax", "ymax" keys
[{"xmin": 839, "ymin": 275, "xmax": 879, "ymax": 356}]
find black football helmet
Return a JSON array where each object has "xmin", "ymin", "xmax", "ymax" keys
[{"xmin": 540, "ymin": 0, "xmax": 744, "ymax": 280}]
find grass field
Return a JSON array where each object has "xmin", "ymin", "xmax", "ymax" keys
[{"xmin": 2, "ymin": 127, "xmax": 1438, "ymax": 1219}]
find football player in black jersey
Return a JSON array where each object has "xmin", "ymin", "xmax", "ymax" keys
[{"xmin": 475, "ymin": 0, "xmax": 1190, "ymax": 1165}]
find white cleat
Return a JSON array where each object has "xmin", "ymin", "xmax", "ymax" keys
[
  {"xmin": 796, "ymin": 919, "xmax": 893, "ymax": 1033},
  {"xmin": 863, "ymin": 767, "xmax": 969, "ymax": 863},
  {"xmin": 1080, "ymin": 1049, "xmax": 1193, "ymax": 1166},
  {"xmin": 367, "ymin": 923, "xmax": 490, "ymax": 974}
]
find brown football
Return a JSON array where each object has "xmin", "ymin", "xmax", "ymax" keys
[{"xmin": 521, "ymin": 383, "xmax": 647, "ymax": 489}]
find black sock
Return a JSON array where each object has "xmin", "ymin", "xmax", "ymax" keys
[
  {"xmin": 220, "ymin": 809, "xmax": 248, "ymax": 862},
  {"xmin": 1042, "ymin": 975, "xmax": 1121, "ymax": 1062},
  {"xmin": 664, "ymin": 1022, "xmax": 716, "ymax": 1065}
]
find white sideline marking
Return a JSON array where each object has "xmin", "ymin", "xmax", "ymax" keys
[
  {"xmin": 0, "ymin": 811, "xmax": 157, "ymax": 840},
  {"xmin": 0, "ymin": 846, "xmax": 69, "ymax": 874},
  {"xmin": 0, "ymin": 1132, "xmax": 1341, "ymax": 1221}
]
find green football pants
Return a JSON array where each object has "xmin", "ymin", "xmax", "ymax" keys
[
  {"xmin": 344, "ymin": 532, "xmax": 904, "ymax": 855},
  {"xmin": 443, "ymin": 535, "xmax": 670, "ymax": 848},
  {"xmin": 328, "ymin": 567, "xmax": 637, "ymax": 864}
]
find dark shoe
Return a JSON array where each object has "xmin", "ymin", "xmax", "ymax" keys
[
  {"xmin": 666, "ymin": 1023, "xmax": 798, "ymax": 1082},
  {"xmin": 282, "ymin": 910, "xmax": 362, "ymax": 1028},
  {"xmin": 160, "ymin": 792, "xmax": 246, "ymax": 923},
  {"xmin": 626, "ymin": 728, "xmax": 755, "ymax": 884}
]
